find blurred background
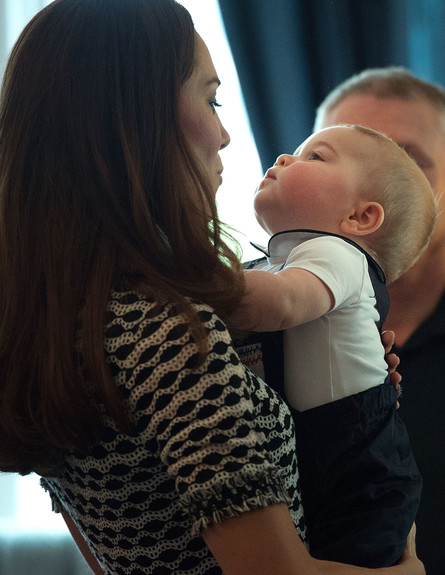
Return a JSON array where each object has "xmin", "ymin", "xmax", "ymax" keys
[
  {"xmin": 1, "ymin": 0, "xmax": 445, "ymax": 573},
  {"xmin": 219, "ymin": 0, "xmax": 445, "ymax": 170}
]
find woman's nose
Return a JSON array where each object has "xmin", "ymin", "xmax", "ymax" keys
[
  {"xmin": 274, "ymin": 153, "xmax": 294, "ymax": 166},
  {"xmin": 219, "ymin": 120, "xmax": 230, "ymax": 150}
]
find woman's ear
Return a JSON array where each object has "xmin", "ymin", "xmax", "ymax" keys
[{"xmin": 340, "ymin": 201, "xmax": 384, "ymax": 237}]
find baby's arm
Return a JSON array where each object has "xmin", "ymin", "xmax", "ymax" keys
[{"xmin": 230, "ymin": 267, "xmax": 334, "ymax": 332}]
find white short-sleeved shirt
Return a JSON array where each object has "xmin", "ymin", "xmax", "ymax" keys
[{"xmin": 253, "ymin": 231, "xmax": 389, "ymax": 411}]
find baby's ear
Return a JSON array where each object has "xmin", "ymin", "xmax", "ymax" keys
[{"xmin": 340, "ymin": 201, "xmax": 384, "ymax": 236}]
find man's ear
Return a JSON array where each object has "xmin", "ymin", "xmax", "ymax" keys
[{"xmin": 340, "ymin": 201, "xmax": 384, "ymax": 236}]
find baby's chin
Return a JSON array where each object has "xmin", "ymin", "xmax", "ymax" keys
[{"xmin": 253, "ymin": 212, "xmax": 271, "ymax": 235}]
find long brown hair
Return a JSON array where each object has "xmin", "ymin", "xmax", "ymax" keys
[{"xmin": 0, "ymin": 0, "xmax": 245, "ymax": 475}]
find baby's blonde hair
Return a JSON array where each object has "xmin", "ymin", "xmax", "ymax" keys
[{"xmin": 350, "ymin": 125, "xmax": 437, "ymax": 284}]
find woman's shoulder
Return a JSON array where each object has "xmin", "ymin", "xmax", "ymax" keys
[
  {"xmin": 106, "ymin": 288, "xmax": 226, "ymax": 337},
  {"xmin": 107, "ymin": 288, "xmax": 222, "ymax": 323},
  {"xmin": 104, "ymin": 288, "xmax": 233, "ymax": 371},
  {"xmin": 103, "ymin": 288, "xmax": 256, "ymax": 438}
]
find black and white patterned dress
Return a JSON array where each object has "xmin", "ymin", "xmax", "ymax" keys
[{"xmin": 41, "ymin": 289, "xmax": 306, "ymax": 575}]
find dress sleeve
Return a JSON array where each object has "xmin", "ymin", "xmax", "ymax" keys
[{"xmin": 105, "ymin": 299, "xmax": 294, "ymax": 536}]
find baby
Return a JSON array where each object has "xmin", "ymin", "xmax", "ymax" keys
[{"xmin": 232, "ymin": 124, "xmax": 437, "ymax": 567}]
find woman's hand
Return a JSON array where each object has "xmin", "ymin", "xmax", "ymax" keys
[{"xmin": 381, "ymin": 330, "xmax": 402, "ymax": 405}]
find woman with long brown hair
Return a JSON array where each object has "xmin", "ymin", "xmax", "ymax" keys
[{"xmin": 0, "ymin": 1, "xmax": 424, "ymax": 573}]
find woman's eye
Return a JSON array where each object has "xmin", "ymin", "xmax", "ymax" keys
[{"xmin": 209, "ymin": 99, "xmax": 222, "ymax": 111}]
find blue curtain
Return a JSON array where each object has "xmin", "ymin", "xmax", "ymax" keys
[{"xmin": 218, "ymin": 0, "xmax": 445, "ymax": 171}]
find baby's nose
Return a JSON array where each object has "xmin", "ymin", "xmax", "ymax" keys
[{"xmin": 274, "ymin": 154, "xmax": 294, "ymax": 166}]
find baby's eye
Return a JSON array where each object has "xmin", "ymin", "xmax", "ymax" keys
[{"xmin": 308, "ymin": 151, "xmax": 323, "ymax": 161}]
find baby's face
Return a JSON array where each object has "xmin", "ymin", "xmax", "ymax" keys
[{"xmin": 254, "ymin": 126, "xmax": 371, "ymax": 235}]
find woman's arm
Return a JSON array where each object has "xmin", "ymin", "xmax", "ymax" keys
[
  {"xmin": 63, "ymin": 502, "xmax": 423, "ymax": 575},
  {"xmin": 203, "ymin": 503, "xmax": 424, "ymax": 575},
  {"xmin": 228, "ymin": 268, "xmax": 334, "ymax": 332}
]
